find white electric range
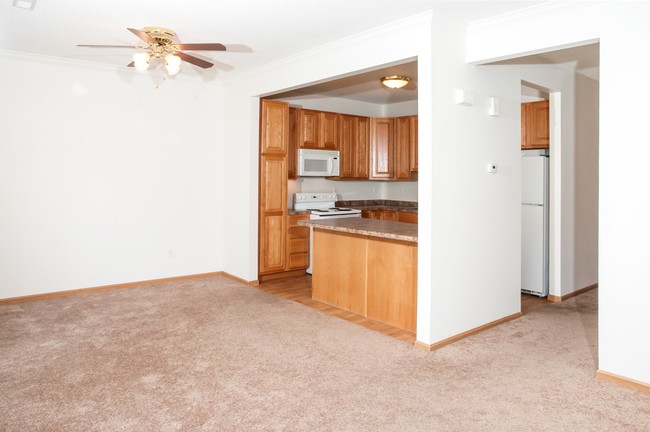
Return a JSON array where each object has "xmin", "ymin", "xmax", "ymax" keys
[{"xmin": 293, "ymin": 192, "xmax": 361, "ymax": 273}]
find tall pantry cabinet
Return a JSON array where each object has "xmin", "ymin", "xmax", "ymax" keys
[{"xmin": 259, "ymin": 100, "xmax": 289, "ymax": 275}]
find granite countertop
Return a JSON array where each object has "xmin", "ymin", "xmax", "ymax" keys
[
  {"xmin": 336, "ymin": 200, "xmax": 418, "ymax": 212},
  {"xmin": 299, "ymin": 218, "xmax": 418, "ymax": 243}
]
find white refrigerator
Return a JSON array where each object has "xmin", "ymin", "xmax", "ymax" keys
[{"xmin": 521, "ymin": 150, "xmax": 549, "ymax": 297}]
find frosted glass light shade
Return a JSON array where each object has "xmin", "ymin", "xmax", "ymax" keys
[
  {"xmin": 164, "ymin": 54, "xmax": 181, "ymax": 76},
  {"xmin": 381, "ymin": 75, "xmax": 410, "ymax": 89},
  {"xmin": 133, "ymin": 52, "xmax": 151, "ymax": 72}
]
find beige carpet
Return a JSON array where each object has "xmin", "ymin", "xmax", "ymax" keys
[{"xmin": 1, "ymin": 276, "xmax": 648, "ymax": 431}]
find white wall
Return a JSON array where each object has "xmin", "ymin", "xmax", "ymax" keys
[
  {"xmin": 0, "ymin": 52, "xmax": 224, "ymax": 299},
  {"xmin": 466, "ymin": 0, "xmax": 649, "ymax": 389},
  {"xmin": 425, "ymin": 17, "xmax": 522, "ymax": 343}
]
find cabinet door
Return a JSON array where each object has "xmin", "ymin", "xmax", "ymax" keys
[
  {"xmin": 397, "ymin": 211, "xmax": 418, "ymax": 224},
  {"xmin": 394, "ymin": 116, "xmax": 412, "ymax": 180},
  {"xmin": 355, "ymin": 116, "xmax": 370, "ymax": 179},
  {"xmin": 320, "ymin": 111, "xmax": 339, "ymax": 149},
  {"xmin": 299, "ymin": 109, "xmax": 320, "ymax": 149},
  {"xmin": 409, "ymin": 116, "xmax": 418, "ymax": 172},
  {"xmin": 381, "ymin": 210, "xmax": 398, "ymax": 221},
  {"xmin": 259, "ymin": 155, "xmax": 287, "ymax": 274},
  {"xmin": 339, "ymin": 114, "xmax": 355, "ymax": 178},
  {"xmin": 260, "ymin": 100, "xmax": 289, "ymax": 155},
  {"xmin": 370, "ymin": 118, "xmax": 394, "ymax": 179},
  {"xmin": 288, "ymin": 107, "xmax": 298, "ymax": 179},
  {"xmin": 521, "ymin": 100, "xmax": 549, "ymax": 149}
]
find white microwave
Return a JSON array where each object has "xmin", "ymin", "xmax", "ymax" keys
[{"xmin": 297, "ymin": 149, "xmax": 340, "ymax": 177}]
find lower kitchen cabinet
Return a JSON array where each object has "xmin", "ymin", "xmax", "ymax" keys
[
  {"xmin": 397, "ymin": 211, "xmax": 418, "ymax": 224},
  {"xmin": 287, "ymin": 214, "xmax": 310, "ymax": 270},
  {"xmin": 361, "ymin": 209, "xmax": 417, "ymax": 223}
]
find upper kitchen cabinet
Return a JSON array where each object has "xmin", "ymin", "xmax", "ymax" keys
[
  {"xmin": 370, "ymin": 118, "xmax": 394, "ymax": 179},
  {"xmin": 409, "ymin": 115, "xmax": 418, "ymax": 172},
  {"xmin": 521, "ymin": 100, "xmax": 549, "ymax": 149},
  {"xmin": 394, "ymin": 116, "xmax": 413, "ymax": 180},
  {"xmin": 260, "ymin": 100, "xmax": 290, "ymax": 155},
  {"xmin": 288, "ymin": 107, "xmax": 299, "ymax": 180},
  {"xmin": 339, "ymin": 114, "xmax": 370, "ymax": 180},
  {"xmin": 370, "ymin": 115, "xmax": 418, "ymax": 180},
  {"xmin": 297, "ymin": 109, "xmax": 339, "ymax": 150}
]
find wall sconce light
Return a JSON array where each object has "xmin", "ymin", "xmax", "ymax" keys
[{"xmin": 381, "ymin": 75, "xmax": 410, "ymax": 89}]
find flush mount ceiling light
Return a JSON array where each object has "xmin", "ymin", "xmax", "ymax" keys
[{"xmin": 381, "ymin": 75, "xmax": 410, "ymax": 89}]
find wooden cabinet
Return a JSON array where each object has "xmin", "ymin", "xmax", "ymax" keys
[
  {"xmin": 288, "ymin": 107, "xmax": 299, "ymax": 180},
  {"xmin": 394, "ymin": 116, "xmax": 412, "ymax": 180},
  {"xmin": 356, "ymin": 116, "xmax": 370, "ymax": 179},
  {"xmin": 320, "ymin": 111, "xmax": 339, "ymax": 150},
  {"xmin": 259, "ymin": 155, "xmax": 287, "ymax": 274},
  {"xmin": 297, "ymin": 109, "xmax": 339, "ymax": 150},
  {"xmin": 370, "ymin": 115, "xmax": 417, "ymax": 180},
  {"xmin": 287, "ymin": 214, "xmax": 310, "ymax": 270},
  {"xmin": 260, "ymin": 100, "xmax": 289, "ymax": 155},
  {"xmin": 362, "ymin": 209, "xmax": 418, "ymax": 224},
  {"xmin": 397, "ymin": 211, "xmax": 418, "ymax": 224},
  {"xmin": 521, "ymin": 100, "xmax": 549, "ymax": 149},
  {"xmin": 298, "ymin": 109, "xmax": 320, "ymax": 149},
  {"xmin": 409, "ymin": 116, "xmax": 418, "ymax": 172},
  {"xmin": 370, "ymin": 118, "xmax": 394, "ymax": 179},
  {"xmin": 339, "ymin": 114, "xmax": 370, "ymax": 179},
  {"xmin": 259, "ymin": 100, "xmax": 289, "ymax": 276}
]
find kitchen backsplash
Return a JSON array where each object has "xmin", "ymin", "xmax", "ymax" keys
[{"xmin": 288, "ymin": 178, "xmax": 418, "ymax": 208}]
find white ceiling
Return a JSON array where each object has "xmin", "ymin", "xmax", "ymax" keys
[{"xmin": 3, "ymin": 0, "xmax": 594, "ymax": 104}]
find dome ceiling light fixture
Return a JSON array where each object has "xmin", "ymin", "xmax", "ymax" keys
[{"xmin": 381, "ymin": 75, "xmax": 411, "ymax": 89}]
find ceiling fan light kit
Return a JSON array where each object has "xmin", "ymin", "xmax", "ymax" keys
[
  {"xmin": 78, "ymin": 26, "xmax": 228, "ymax": 77},
  {"xmin": 381, "ymin": 75, "xmax": 410, "ymax": 89}
]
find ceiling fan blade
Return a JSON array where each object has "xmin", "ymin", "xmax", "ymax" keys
[
  {"xmin": 127, "ymin": 28, "xmax": 156, "ymax": 45},
  {"xmin": 77, "ymin": 44, "xmax": 140, "ymax": 48},
  {"xmin": 177, "ymin": 51, "xmax": 214, "ymax": 69},
  {"xmin": 127, "ymin": 61, "xmax": 134, "ymax": 67},
  {"xmin": 173, "ymin": 43, "xmax": 226, "ymax": 51}
]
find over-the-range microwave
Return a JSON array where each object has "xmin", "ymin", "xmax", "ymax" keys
[{"xmin": 297, "ymin": 149, "xmax": 340, "ymax": 177}]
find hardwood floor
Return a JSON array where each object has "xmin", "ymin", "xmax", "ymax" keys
[
  {"xmin": 257, "ymin": 274, "xmax": 551, "ymax": 346},
  {"xmin": 257, "ymin": 274, "xmax": 417, "ymax": 344}
]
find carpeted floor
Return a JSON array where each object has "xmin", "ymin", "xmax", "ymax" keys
[{"xmin": 1, "ymin": 276, "xmax": 648, "ymax": 431}]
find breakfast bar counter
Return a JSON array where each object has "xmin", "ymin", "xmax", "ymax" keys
[
  {"xmin": 298, "ymin": 218, "xmax": 418, "ymax": 243},
  {"xmin": 300, "ymin": 218, "xmax": 417, "ymax": 332}
]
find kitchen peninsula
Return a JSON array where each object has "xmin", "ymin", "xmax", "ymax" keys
[{"xmin": 299, "ymin": 218, "xmax": 417, "ymax": 332}]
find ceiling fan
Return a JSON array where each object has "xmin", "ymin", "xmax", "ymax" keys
[{"xmin": 78, "ymin": 27, "xmax": 226, "ymax": 75}]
